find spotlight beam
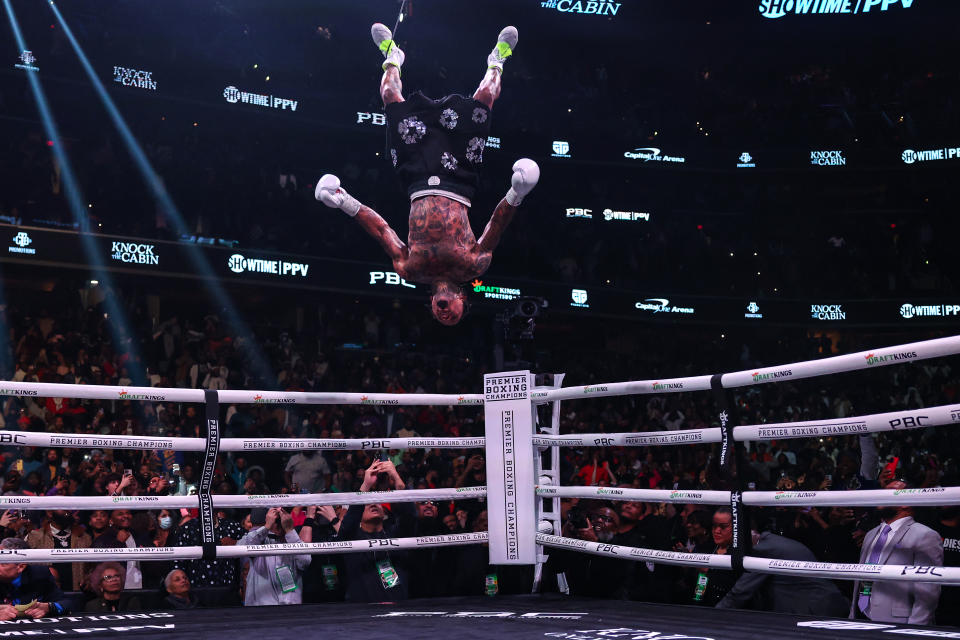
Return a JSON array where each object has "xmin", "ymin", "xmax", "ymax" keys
[
  {"xmin": 4, "ymin": 0, "xmax": 146, "ymax": 385},
  {"xmin": 47, "ymin": 0, "xmax": 274, "ymax": 385}
]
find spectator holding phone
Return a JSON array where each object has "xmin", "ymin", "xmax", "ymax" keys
[
  {"xmin": 238, "ymin": 507, "xmax": 312, "ymax": 606},
  {"xmin": 338, "ymin": 459, "xmax": 416, "ymax": 601}
]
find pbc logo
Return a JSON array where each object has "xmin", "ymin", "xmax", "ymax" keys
[
  {"xmin": 368, "ymin": 539, "xmax": 400, "ymax": 548},
  {"xmin": 357, "ymin": 112, "xmax": 386, "ymax": 126},
  {"xmin": 888, "ymin": 415, "xmax": 929, "ymax": 430}
]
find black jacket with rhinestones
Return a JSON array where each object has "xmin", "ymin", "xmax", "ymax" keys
[{"xmin": 385, "ymin": 92, "xmax": 492, "ymax": 206}]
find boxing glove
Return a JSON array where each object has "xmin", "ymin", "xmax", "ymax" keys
[
  {"xmin": 315, "ymin": 174, "xmax": 362, "ymax": 217},
  {"xmin": 505, "ymin": 158, "xmax": 540, "ymax": 206}
]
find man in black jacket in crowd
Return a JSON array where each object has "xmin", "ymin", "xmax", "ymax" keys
[
  {"xmin": 717, "ymin": 512, "xmax": 849, "ymax": 616},
  {"xmin": 338, "ymin": 459, "xmax": 416, "ymax": 601},
  {"xmin": 0, "ymin": 538, "xmax": 74, "ymax": 618}
]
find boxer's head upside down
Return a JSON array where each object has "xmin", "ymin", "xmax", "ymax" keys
[{"xmin": 431, "ymin": 281, "xmax": 468, "ymax": 326}]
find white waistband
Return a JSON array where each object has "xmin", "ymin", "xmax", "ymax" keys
[{"xmin": 410, "ymin": 189, "xmax": 471, "ymax": 207}]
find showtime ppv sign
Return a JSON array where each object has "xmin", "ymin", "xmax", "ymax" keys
[{"xmin": 759, "ymin": 0, "xmax": 915, "ymax": 19}]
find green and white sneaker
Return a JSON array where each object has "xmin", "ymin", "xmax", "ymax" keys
[
  {"xmin": 487, "ymin": 26, "xmax": 518, "ymax": 74},
  {"xmin": 371, "ymin": 23, "xmax": 405, "ymax": 72}
]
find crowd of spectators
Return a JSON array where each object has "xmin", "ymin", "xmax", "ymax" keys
[{"xmin": 0, "ymin": 286, "xmax": 954, "ymax": 623}]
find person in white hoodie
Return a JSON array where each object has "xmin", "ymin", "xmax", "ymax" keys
[{"xmin": 239, "ymin": 507, "xmax": 311, "ymax": 606}]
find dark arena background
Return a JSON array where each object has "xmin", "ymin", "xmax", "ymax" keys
[{"xmin": 1, "ymin": 1, "xmax": 960, "ymax": 638}]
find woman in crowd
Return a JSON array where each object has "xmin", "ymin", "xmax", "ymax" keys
[{"xmin": 85, "ymin": 562, "xmax": 141, "ymax": 612}]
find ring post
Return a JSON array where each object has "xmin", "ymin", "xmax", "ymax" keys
[
  {"xmin": 200, "ymin": 389, "xmax": 221, "ymax": 561},
  {"xmin": 532, "ymin": 373, "xmax": 565, "ymax": 591},
  {"xmin": 484, "ymin": 370, "xmax": 536, "ymax": 564}
]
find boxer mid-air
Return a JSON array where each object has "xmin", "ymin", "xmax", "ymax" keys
[{"xmin": 316, "ymin": 23, "xmax": 539, "ymax": 326}]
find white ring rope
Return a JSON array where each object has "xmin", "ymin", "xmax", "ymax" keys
[
  {"xmin": 0, "ymin": 381, "xmax": 483, "ymax": 407},
  {"xmin": 537, "ymin": 535, "xmax": 960, "ymax": 585},
  {"xmin": 219, "ymin": 436, "xmax": 486, "ymax": 452},
  {"xmin": 741, "ymin": 556, "xmax": 960, "ymax": 585},
  {"xmin": 0, "ymin": 487, "xmax": 487, "ymax": 511},
  {"xmin": 0, "ymin": 431, "xmax": 485, "ymax": 452},
  {"xmin": 734, "ymin": 403, "xmax": 960, "ymax": 441},
  {"xmin": 537, "ymin": 534, "xmax": 730, "ymax": 569},
  {"xmin": 536, "ymin": 334, "xmax": 960, "ymax": 403},
  {"xmin": 533, "ymin": 428, "xmax": 722, "ymax": 448},
  {"xmin": 743, "ymin": 487, "xmax": 960, "ymax": 507},
  {"xmin": 0, "ymin": 532, "xmax": 489, "ymax": 564},
  {"xmin": 536, "ymin": 486, "xmax": 730, "ymax": 505}
]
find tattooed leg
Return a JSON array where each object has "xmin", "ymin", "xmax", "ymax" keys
[
  {"xmin": 472, "ymin": 68, "xmax": 501, "ymax": 109},
  {"xmin": 381, "ymin": 65, "xmax": 404, "ymax": 106}
]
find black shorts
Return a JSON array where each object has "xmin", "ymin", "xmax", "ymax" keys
[{"xmin": 385, "ymin": 92, "xmax": 492, "ymax": 206}]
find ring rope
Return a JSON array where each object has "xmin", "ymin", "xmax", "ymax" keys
[
  {"xmin": 742, "ymin": 486, "xmax": 960, "ymax": 507},
  {"xmin": 537, "ymin": 535, "xmax": 960, "ymax": 584},
  {"xmin": 537, "ymin": 534, "xmax": 728, "ymax": 569},
  {"xmin": 0, "ymin": 532, "xmax": 489, "ymax": 564},
  {"xmin": 535, "ymin": 334, "xmax": 960, "ymax": 403},
  {"xmin": 0, "ymin": 432, "xmax": 486, "ymax": 452},
  {"xmin": 535, "ymin": 485, "xmax": 730, "ymax": 505},
  {"xmin": 0, "ymin": 487, "xmax": 487, "ymax": 511},
  {"xmin": 0, "ymin": 381, "xmax": 483, "ymax": 406},
  {"xmin": 733, "ymin": 403, "xmax": 959, "ymax": 441},
  {"xmin": 533, "ymin": 428, "xmax": 722, "ymax": 448}
]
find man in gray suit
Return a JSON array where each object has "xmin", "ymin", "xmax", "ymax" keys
[
  {"xmin": 717, "ymin": 515, "xmax": 849, "ymax": 616},
  {"xmin": 849, "ymin": 480, "xmax": 944, "ymax": 625}
]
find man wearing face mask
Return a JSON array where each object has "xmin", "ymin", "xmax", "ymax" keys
[
  {"xmin": 26, "ymin": 510, "xmax": 91, "ymax": 591},
  {"xmin": 238, "ymin": 507, "xmax": 312, "ymax": 606},
  {"xmin": 850, "ymin": 480, "xmax": 943, "ymax": 625}
]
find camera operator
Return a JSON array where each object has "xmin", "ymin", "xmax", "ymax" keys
[{"xmin": 338, "ymin": 459, "xmax": 416, "ymax": 601}]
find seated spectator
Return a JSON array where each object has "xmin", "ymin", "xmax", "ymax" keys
[
  {"xmin": 162, "ymin": 569, "xmax": 198, "ymax": 609},
  {"xmin": 679, "ymin": 509, "xmax": 713, "ymax": 553},
  {"xmin": 238, "ymin": 507, "xmax": 311, "ymax": 606},
  {"xmin": 93, "ymin": 509, "xmax": 146, "ymax": 590},
  {"xmin": 689, "ymin": 508, "xmax": 741, "ymax": 606},
  {"xmin": 0, "ymin": 538, "xmax": 72, "ymax": 618},
  {"xmin": 85, "ymin": 562, "xmax": 141, "ymax": 612},
  {"xmin": 171, "ymin": 509, "xmax": 243, "ymax": 591},
  {"xmin": 338, "ymin": 459, "xmax": 415, "ymax": 601},
  {"xmin": 25, "ymin": 509, "xmax": 91, "ymax": 592}
]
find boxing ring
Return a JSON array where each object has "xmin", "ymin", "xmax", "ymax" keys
[{"xmin": 1, "ymin": 335, "xmax": 959, "ymax": 639}]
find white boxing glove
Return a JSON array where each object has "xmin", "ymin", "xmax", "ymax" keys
[
  {"xmin": 315, "ymin": 174, "xmax": 361, "ymax": 217},
  {"xmin": 505, "ymin": 158, "xmax": 540, "ymax": 206}
]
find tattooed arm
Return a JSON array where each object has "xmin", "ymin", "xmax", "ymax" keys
[{"xmin": 355, "ymin": 205, "xmax": 409, "ymax": 267}]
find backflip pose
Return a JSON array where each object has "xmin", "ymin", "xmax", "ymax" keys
[{"xmin": 316, "ymin": 23, "xmax": 539, "ymax": 325}]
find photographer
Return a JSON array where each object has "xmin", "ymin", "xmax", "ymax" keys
[
  {"xmin": 238, "ymin": 507, "xmax": 312, "ymax": 606},
  {"xmin": 338, "ymin": 459, "xmax": 416, "ymax": 602}
]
